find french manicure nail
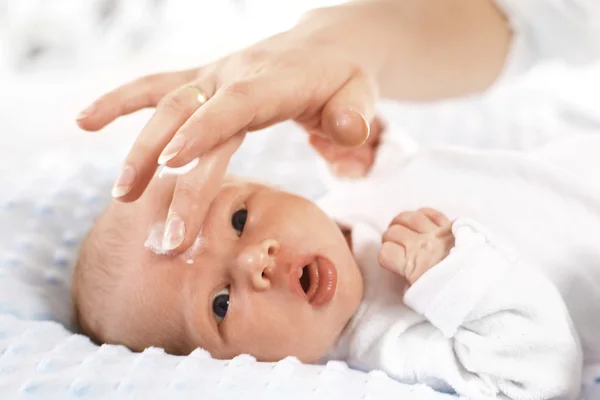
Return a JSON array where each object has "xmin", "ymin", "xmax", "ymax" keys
[
  {"xmin": 158, "ymin": 135, "xmax": 186, "ymax": 165},
  {"xmin": 76, "ymin": 103, "xmax": 96, "ymax": 120},
  {"xmin": 162, "ymin": 212, "xmax": 185, "ymax": 251},
  {"xmin": 111, "ymin": 165, "xmax": 136, "ymax": 198},
  {"xmin": 334, "ymin": 109, "xmax": 370, "ymax": 146},
  {"xmin": 357, "ymin": 111, "xmax": 371, "ymax": 145}
]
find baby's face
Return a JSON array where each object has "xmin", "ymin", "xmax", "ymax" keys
[{"xmin": 76, "ymin": 174, "xmax": 363, "ymax": 363}]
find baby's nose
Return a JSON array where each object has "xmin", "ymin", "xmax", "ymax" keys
[{"xmin": 236, "ymin": 239, "xmax": 280, "ymax": 290}]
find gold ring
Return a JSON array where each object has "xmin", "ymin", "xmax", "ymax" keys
[{"xmin": 182, "ymin": 84, "xmax": 209, "ymax": 105}]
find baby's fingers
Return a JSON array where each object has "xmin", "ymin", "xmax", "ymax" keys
[
  {"xmin": 418, "ymin": 207, "xmax": 451, "ymax": 227},
  {"xmin": 389, "ymin": 211, "xmax": 438, "ymax": 234},
  {"xmin": 382, "ymin": 223, "xmax": 418, "ymax": 245},
  {"xmin": 378, "ymin": 242, "xmax": 407, "ymax": 275},
  {"xmin": 76, "ymin": 69, "xmax": 198, "ymax": 132},
  {"xmin": 162, "ymin": 133, "xmax": 245, "ymax": 253}
]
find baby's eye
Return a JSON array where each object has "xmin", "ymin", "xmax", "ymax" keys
[
  {"xmin": 231, "ymin": 209, "xmax": 247, "ymax": 236},
  {"xmin": 212, "ymin": 287, "xmax": 230, "ymax": 324}
]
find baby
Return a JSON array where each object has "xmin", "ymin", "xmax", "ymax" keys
[{"xmin": 72, "ymin": 122, "xmax": 600, "ymax": 400}]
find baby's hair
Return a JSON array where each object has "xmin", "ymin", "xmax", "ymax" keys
[
  {"xmin": 72, "ymin": 208, "xmax": 192, "ymax": 355},
  {"xmin": 71, "ymin": 210, "xmax": 131, "ymax": 344}
]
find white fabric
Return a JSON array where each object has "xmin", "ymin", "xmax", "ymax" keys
[
  {"xmin": 493, "ymin": 0, "xmax": 600, "ymax": 80},
  {"xmin": 319, "ymin": 128, "xmax": 600, "ymax": 399},
  {"xmin": 1, "ymin": 118, "xmax": 600, "ymax": 399},
  {"xmin": 0, "ymin": 163, "xmax": 457, "ymax": 400}
]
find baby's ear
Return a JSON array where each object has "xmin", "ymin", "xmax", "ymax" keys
[
  {"xmin": 337, "ymin": 223, "xmax": 353, "ymax": 250},
  {"xmin": 70, "ymin": 265, "xmax": 82, "ymax": 333}
]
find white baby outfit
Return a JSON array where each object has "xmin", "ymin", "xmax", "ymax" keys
[
  {"xmin": 317, "ymin": 2, "xmax": 600, "ymax": 398},
  {"xmin": 318, "ymin": 130, "xmax": 600, "ymax": 400}
]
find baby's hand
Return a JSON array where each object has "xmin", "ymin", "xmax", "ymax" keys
[
  {"xmin": 378, "ymin": 208, "xmax": 454, "ymax": 285},
  {"xmin": 308, "ymin": 116, "xmax": 383, "ymax": 178}
]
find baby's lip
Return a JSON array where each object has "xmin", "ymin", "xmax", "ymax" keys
[{"xmin": 288, "ymin": 255, "xmax": 337, "ymax": 308}]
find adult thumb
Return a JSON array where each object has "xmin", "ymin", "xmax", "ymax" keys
[{"xmin": 321, "ymin": 71, "xmax": 377, "ymax": 147}]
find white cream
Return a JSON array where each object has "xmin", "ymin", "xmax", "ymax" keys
[
  {"xmin": 180, "ymin": 231, "xmax": 206, "ymax": 264},
  {"xmin": 144, "ymin": 220, "xmax": 206, "ymax": 263},
  {"xmin": 157, "ymin": 159, "xmax": 200, "ymax": 178},
  {"xmin": 144, "ymin": 221, "xmax": 169, "ymax": 255}
]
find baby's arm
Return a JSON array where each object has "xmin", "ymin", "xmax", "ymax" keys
[{"xmin": 377, "ymin": 210, "xmax": 582, "ymax": 399}]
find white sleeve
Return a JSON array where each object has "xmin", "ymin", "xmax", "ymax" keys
[
  {"xmin": 380, "ymin": 219, "xmax": 582, "ymax": 399},
  {"xmin": 494, "ymin": 0, "xmax": 600, "ymax": 79}
]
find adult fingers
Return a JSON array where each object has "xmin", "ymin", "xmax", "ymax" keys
[
  {"xmin": 76, "ymin": 69, "xmax": 198, "ymax": 131},
  {"xmin": 111, "ymin": 81, "xmax": 215, "ymax": 202},
  {"xmin": 320, "ymin": 70, "xmax": 377, "ymax": 147},
  {"xmin": 157, "ymin": 74, "xmax": 290, "ymax": 168},
  {"xmin": 308, "ymin": 114, "xmax": 384, "ymax": 161},
  {"xmin": 162, "ymin": 133, "xmax": 246, "ymax": 253}
]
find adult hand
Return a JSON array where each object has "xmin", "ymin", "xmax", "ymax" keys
[
  {"xmin": 76, "ymin": 13, "xmax": 378, "ymax": 253},
  {"xmin": 309, "ymin": 116, "xmax": 384, "ymax": 178}
]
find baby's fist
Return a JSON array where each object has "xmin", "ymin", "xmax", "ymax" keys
[{"xmin": 378, "ymin": 208, "xmax": 454, "ymax": 285}]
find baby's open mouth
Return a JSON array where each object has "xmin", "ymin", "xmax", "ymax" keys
[
  {"xmin": 291, "ymin": 257, "xmax": 337, "ymax": 308},
  {"xmin": 299, "ymin": 262, "xmax": 319, "ymax": 301},
  {"xmin": 300, "ymin": 265, "xmax": 311, "ymax": 293}
]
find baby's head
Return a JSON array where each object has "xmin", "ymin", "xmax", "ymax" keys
[{"xmin": 72, "ymin": 174, "xmax": 363, "ymax": 362}]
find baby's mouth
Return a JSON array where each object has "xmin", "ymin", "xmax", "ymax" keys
[
  {"xmin": 299, "ymin": 261, "xmax": 319, "ymax": 301},
  {"xmin": 300, "ymin": 266, "xmax": 311, "ymax": 293},
  {"xmin": 290, "ymin": 255, "xmax": 337, "ymax": 307}
]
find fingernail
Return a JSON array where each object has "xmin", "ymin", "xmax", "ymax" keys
[
  {"xmin": 357, "ymin": 111, "xmax": 371, "ymax": 145},
  {"xmin": 335, "ymin": 109, "xmax": 370, "ymax": 146},
  {"xmin": 76, "ymin": 103, "xmax": 96, "ymax": 120},
  {"xmin": 331, "ymin": 160, "xmax": 367, "ymax": 179},
  {"xmin": 111, "ymin": 165, "xmax": 136, "ymax": 198},
  {"xmin": 158, "ymin": 135, "xmax": 186, "ymax": 165},
  {"xmin": 162, "ymin": 212, "xmax": 185, "ymax": 251}
]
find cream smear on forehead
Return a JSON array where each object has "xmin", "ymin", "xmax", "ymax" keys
[
  {"xmin": 144, "ymin": 221, "xmax": 206, "ymax": 264},
  {"xmin": 145, "ymin": 167, "xmax": 267, "ymax": 262}
]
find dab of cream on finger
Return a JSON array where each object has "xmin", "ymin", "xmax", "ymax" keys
[
  {"xmin": 157, "ymin": 159, "xmax": 200, "ymax": 179},
  {"xmin": 144, "ymin": 221, "xmax": 169, "ymax": 255},
  {"xmin": 144, "ymin": 221, "xmax": 206, "ymax": 264}
]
